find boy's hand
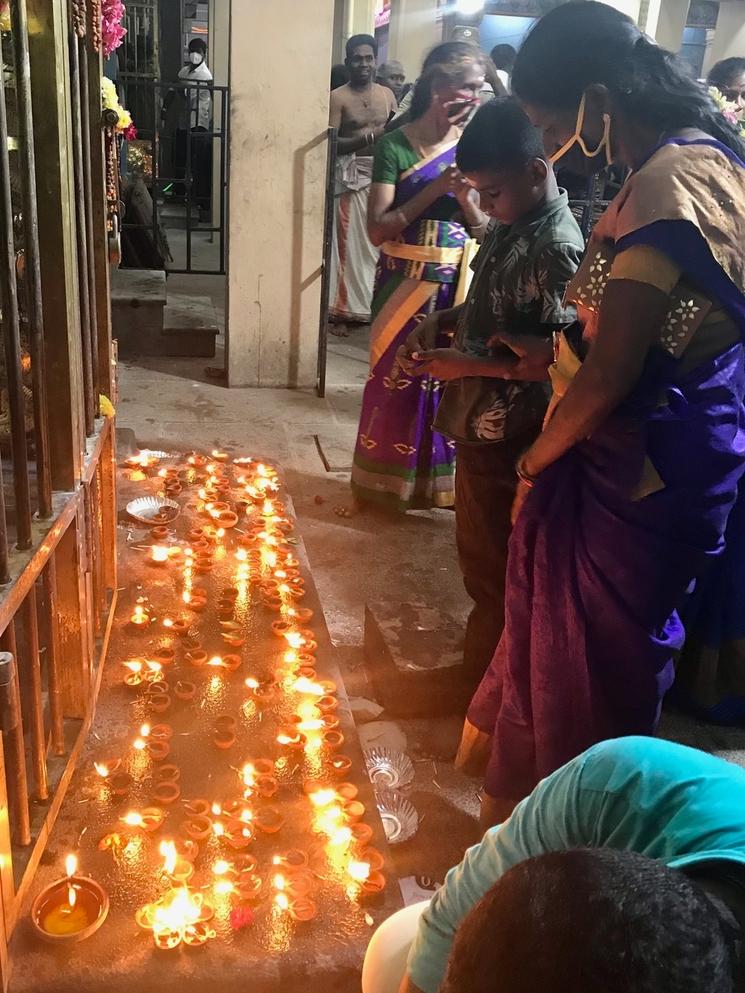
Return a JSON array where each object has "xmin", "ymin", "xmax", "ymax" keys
[
  {"xmin": 404, "ymin": 313, "xmax": 440, "ymax": 357},
  {"xmin": 411, "ymin": 348, "xmax": 472, "ymax": 381},
  {"xmin": 488, "ymin": 332, "xmax": 554, "ymax": 380}
]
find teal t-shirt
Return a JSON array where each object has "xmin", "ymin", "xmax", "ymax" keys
[{"xmin": 408, "ymin": 736, "xmax": 745, "ymax": 993}]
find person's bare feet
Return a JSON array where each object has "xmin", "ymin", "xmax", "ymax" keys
[
  {"xmin": 454, "ymin": 718, "xmax": 492, "ymax": 777},
  {"xmin": 333, "ymin": 496, "xmax": 367, "ymax": 518},
  {"xmin": 329, "ymin": 323, "xmax": 350, "ymax": 338}
]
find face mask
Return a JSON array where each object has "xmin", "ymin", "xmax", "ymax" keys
[
  {"xmin": 550, "ymin": 92, "xmax": 612, "ymax": 167},
  {"xmin": 189, "ymin": 52, "xmax": 203, "ymax": 65}
]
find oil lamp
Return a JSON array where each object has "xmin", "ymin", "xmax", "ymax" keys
[{"xmin": 31, "ymin": 855, "xmax": 109, "ymax": 944}]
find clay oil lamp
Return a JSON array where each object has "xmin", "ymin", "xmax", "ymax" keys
[
  {"xmin": 343, "ymin": 800, "xmax": 366, "ymax": 824},
  {"xmin": 254, "ymin": 806, "xmax": 284, "ymax": 835},
  {"xmin": 93, "ymin": 758, "xmax": 122, "ymax": 781},
  {"xmin": 146, "ymin": 679, "xmax": 169, "ymax": 697},
  {"xmin": 188, "ymin": 527, "xmax": 204, "ymax": 542},
  {"xmin": 221, "ymin": 653, "xmax": 242, "ymax": 673},
  {"xmin": 317, "ymin": 695, "xmax": 338, "ymax": 715},
  {"xmin": 153, "ymin": 780, "xmax": 181, "ymax": 806},
  {"xmin": 359, "ymin": 870, "xmax": 386, "ymax": 903},
  {"xmin": 183, "ymin": 798, "xmax": 211, "ymax": 817},
  {"xmin": 194, "ymin": 556, "xmax": 214, "ymax": 575},
  {"xmin": 287, "ymin": 607, "xmax": 313, "ymax": 626},
  {"xmin": 234, "ymin": 872, "xmax": 262, "ymax": 902},
  {"xmin": 211, "ymin": 449, "xmax": 229, "ymax": 462},
  {"xmin": 136, "ymin": 886, "xmax": 214, "ymax": 950},
  {"xmin": 152, "ymin": 647, "xmax": 176, "ymax": 667},
  {"xmin": 337, "ymin": 782, "xmax": 359, "ymax": 802},
  {"xmin": 358, "ymin": 847, "xmax": 384, "ymax": 873},
  {"xmin": 262, "ymin": 593, "xmax": 283, "ymax": 612},
  {"xmin": 155, "ymin": 764, "xmax": 180, "ymax": 784},
  {"xmin": 214, "ymin": 728, "xmax": 236, "ymax": 751},
  {"xmin": 271, "ymin": 619, "xmax": 293, "ymax": 639},
  {"xmin": 276, "ymin": 728, "xmax": 306, "ymax": 753},
  {"xmin": 273, "ymin": 849, "xmax": 309, "ymax": 871},
  {"xmin": 321, "ymin": 714, "xmax": 340, "ymax": 732},
  {"xmin": 217, "ymin": 603, "xmax": 235, "ymax": 622},
  {"xmin": 351, "ymin": 823, "xmax": 375, "ymax": 850},
  {"xmin": 162, "ymin": 617, "xmax": 190, "ymax": 637},
  {"xmin": 177, "ymin": 838, "xmax": 200, "ymax": 863},
  {"xmin": 289, "ymin": 897, "xmax": 318, "ymax": 922},
  {"xmin": 224, "ymin": 819, "xmax": 255, "ymax": 851},
  {"xmin": 151, "ymin": 526, "xmax": 171, "ymax": 542},
  {"xmin": 147, "ymin": 739, "xmax": 171, "ymax": 762},
  {"xmin": 174, "ymin": 679, "xmax": 196, "ymax": 701},
  {"xmin": 256, "ymin": 775, "xmax": 278, "ymax": 799},
  {"xmin": 253, "ymin": 758, "xmax": 275, "ymax": 776},
  {"xmin": 181, "ymin": 635, "xmax": 202, "ymax": 652},
  {"xmin": 215, "ymin": 715, "xmax": 237, "ymax": 733},
  {"xmin": 149, "ymin": 545, "xmax": 170, "ymax": 568},
  {"xmin": 330, "ymin": 755, "xmax": 353, "ymax": 779},
  {"xmin": 253, "ymin": 680, "xmax": 277, "ymax": 706},
  {"xmin": 184, "ymin": 593, "xmax": 207, "ymax": 613},
  {"xmin": 148, "ymin": 693, "xmax": 171, "ymax": 715},
  {"xmin": 31, "ymin": 855, "xmax": 109, "ymax": 944},
  {"xmin": 186, "ymin": 649, "xmax": 208, "ymax": 668},
  {"xmin": 221, "ymin": 632, "xmax": 246, "ymax": 648},
  {"xmin": 120, "ymin": 807, "xmax": 165, "ymax": 833},
  {"xmin": 159, "ymin": 841, "xmax": 194, "ymax": 884},
  {"xmin": 181, "ymin": 814, "xmax": 213, "ymax": 843},
  {"xmin": 130, "ymin": 602, "xmax": 151, "ymax": 630},
  {"xmin": 122, "ymin": 659, "xmax": 144, "ymax": 691},
  {"xmin": 322, "ymin": 729, "xmax": 344, "ymax": 752},
  {"xmin": 110, "ymin": 772, "xmax": 133, "ymax": 797}
]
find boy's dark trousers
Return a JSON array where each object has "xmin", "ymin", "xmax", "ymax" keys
[{"xmin": 455, "ymin": 427, "xmax": 540, "ymax": 689}]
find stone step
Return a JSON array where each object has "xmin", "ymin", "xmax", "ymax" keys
[
  {"xmin": 364, "ymin": 601, "xmax": 467, "ymax": 717},
  {"xmin": 110, "ymin": 267, "xmax": 167, "ymax": 356},
  {"xmin": 161, "ymin": 293, "xmax": 219, "ymax": 358}
]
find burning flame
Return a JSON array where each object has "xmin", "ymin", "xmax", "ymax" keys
[
  {"xmin": 123, "ymin": 659, "xmax": 143, "ymax": 673},
  {"xmin": 151, "ymin": 546, "xmax": 169, "ymax": 563},
  {"xmin": 211, "ymin": 803, "xmax": 222, "ymax": 817},
  {"xmin": 212, "ymin": 859, "xmax": 230, "ymax": 876},
  {"xmin": 160, "ymin": 841, "xmax": 178, "ymax": 875},
  {"xmin": 94, "ymin": 762, "xmax": 111, "ymax": 778},
  {"xmin": 214, "ymin": 879, "xmax": 234, "ymax": 895},
  {"xmin": 329, "ymin": 826, "xmax": 353, "ymax": 849},
  {"xmin": 208, "ymin": 656, "xmax": 224, "ymax": 668},
  {"xmin": 245, "ymin": 677, "xmax": 259, "ymax": 690},
  {"xmin": 284, "ymin": 632, "xmax": 305, "ymax": 650},
  {"xmin": 149, "ymin": 887, "xmax": 204, "ymax": 941},
  {"xmin": 309, "ymin": 788, "xmax": 337, "ymax": 808},
  {"xmin": 65, "ymin": 854, "xmax": 78, "ymax": 877},
  {"xmin": 121, "ymin": 811, "xmax": 145, "ymax": 828},
  {"xmin": 275, "ymin": 892, "xmax": 290, "ymax": 911},
  {"xmin": 348, "ymin": 860, "xmax": 371, "ymax": 883}
]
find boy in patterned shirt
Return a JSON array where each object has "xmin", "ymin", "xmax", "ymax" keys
[{"xmin": 402, "ymin": 99, "xmax": 584, "ymax": 690}]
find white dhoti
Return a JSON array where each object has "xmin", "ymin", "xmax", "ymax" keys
[
  {"xmin": 329, "ymin": 153, "xmax": 379, "ymax": 323},
  {"xmin": 361, "ymin": 900, "xmax": 430, "ymax": 993}
]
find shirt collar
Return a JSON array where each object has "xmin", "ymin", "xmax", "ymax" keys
[{"xmin": 494, "ymin": 188, "xmax": 570, "ymax": 240}]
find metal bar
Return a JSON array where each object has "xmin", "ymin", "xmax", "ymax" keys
[
  {"xmin": 185, "ymin": 104, "xmax": 193, "ymax": 272},
  {"xmin": 316, "ymin": 127, "xmax": 337, "ymax": 399},
  {"xmin": 0, "ymin": 44, "xmax": 33, "ymax": 547},
  {"xmin": 68, "ymin": 21, "xmax": 95, "ymax": 435},
  {"xmin": 10, "ymin": 0, "xmax": 53, "ymax": 520},
  {"xmin": 0, "ymin": 644, "xmax": 31, "ymax": 846},
  {"xmin": 78, "ymin": 37, "xmax": 100, "ymax": 417},
  {"xmin": 219, "ymin": 87, "xmax": 227, "ymax": 274},
  {"xmin": 19, "ymin": 588, "xmax": 48, "ymax": 801},
  {"xmin": 41, "ymin": 559, "xmax": 64, "ymax": 756},
  {"xmin": 152, "ymin": 78, "xmax": 158, "ymax": 261}
]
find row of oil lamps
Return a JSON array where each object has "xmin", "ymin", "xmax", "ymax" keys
[{"xmin": 32, "ymin": 452, "xmax": 385, "ymax": 951}]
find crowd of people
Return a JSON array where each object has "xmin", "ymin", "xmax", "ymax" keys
[{"xmin": 328, "ymin": 4, "xmax": 745, "ymax": 990}]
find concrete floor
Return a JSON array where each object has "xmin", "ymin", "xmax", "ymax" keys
[{"xmin": 117, "ymin": 309, "xmax": 745, "ymax": 890}]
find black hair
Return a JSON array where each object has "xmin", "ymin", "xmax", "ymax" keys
[
  {"xmin": 511, "ymin": 1, "xmax": 745, "ymax": 158},
  {"xmin": 456, "ymin": 98, "xmax": 545, "ymax": 174},
  {"xmin": 441, "ymin": 849, "xmax": 735, "ymax": 993},
  {"xmin": 330, "ymin": 64, "xmax": 349, "ymax": 90},
  {"xmin": 188, "ymin": 38, "xmax": 207, "ymax": 55},
  {"xmin": 346, "ymin": 34, "xmax": 377, "ymax": 61},
  {"xmin": 708, "ymin": 57, "xmax": 745, "ymax": 90},
  {"xmin": 490, "ymin": 43, "xmax": 516, "ymax": 70}
]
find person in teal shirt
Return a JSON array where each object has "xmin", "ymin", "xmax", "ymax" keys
[{"xmin": 362, "ymin": 737, "xmax": 745, "ymax": 993}]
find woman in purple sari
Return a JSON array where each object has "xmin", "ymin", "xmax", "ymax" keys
[
  {"xmin": 350, "ymin": 53, "xmax": 488, "ymax": 511},
  {"xmin": 459, "ymin": 2, "xmax": 745, "ymax": 829}
]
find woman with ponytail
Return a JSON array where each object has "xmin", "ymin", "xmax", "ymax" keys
[{"xmin": 460, "ymin": 1, "xmax": 745, "ymax": 828}]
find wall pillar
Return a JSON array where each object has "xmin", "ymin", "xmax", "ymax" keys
[
  {"xmin": 227, "ymin": 0, "xmax": 334, "ymax": 387},
  {"xmin": 703, "ymin": 1, "xmax": 745, "ymax": 75},
  {"xmin": 345, "ymin": 0, "xmax": 376, "ymax": 37},
  {"xmin": 654, "ymin": 0, "xmax": 690, "ymax": 51},
  {"xmin": 388, "ymin": 0, "xmax": 441, "ymax": 80}
]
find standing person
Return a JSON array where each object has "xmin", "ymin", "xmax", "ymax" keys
[
  {"xmin": 378, "ymin": 61, "xmax": 407, "ymax": 104},
  {"xmin": 460, "ymin": 0, "xmax": 745, "ymax": 829},
  {"xmin": 176, "ymin": 38, "xmax": 213, "ymax": 222},
  {"xmin": 708, "ymin": 57, "xmax": 745, "ymax": 119},
  {"xmin": 489, "ymin": 43, "xmax": 516, "ymax": 93},
  {"xmin": 348, "ymin": 56, "xmax": 488, "ymax": 512},
  {"xmin": 402, "ymin": 99, "xmax": 583, "ymax": 688},
  {"xmin": 329, "ymin": 35, "xmax": 397, "ymax": 333}
]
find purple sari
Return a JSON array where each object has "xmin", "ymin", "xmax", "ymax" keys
[
  {"xmin": 351, "ymin": 142, "xmax": 470, "ymax": 511},
  {"xmin": 469, "ymin": 136, "xmax": 745, "ymax": 800}
]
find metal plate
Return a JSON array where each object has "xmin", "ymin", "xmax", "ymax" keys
[
  {"xmin": 126, "ymin": 496, "xmax": 181, "ymax": 525},
  {"xmin": 364, "ymin": 747, "xmax": 414, "ymax": 791},
  {"xmin": 376, "ymin": 791, "xmax": 418, "ymax": 845}
]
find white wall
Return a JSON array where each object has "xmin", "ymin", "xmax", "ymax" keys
[
  {"xmin": 227, "ymin": 0, "xmax": 335, "ymax": 387},
  {"xmin": 654, "ymin": 0, "xmax": 689, "ymax": 51},
  {"xmin": 388, "ymin": 0, "xmax": 441, "ymax": 81},
  {"xmin": 703, "ymin": 1, "xmax": 745, "ymax": 76}
]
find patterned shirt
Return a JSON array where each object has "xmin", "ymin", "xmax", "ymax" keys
[{"xmin": 434, "ymin": 190, "xmax": 584, "ymax": 445}]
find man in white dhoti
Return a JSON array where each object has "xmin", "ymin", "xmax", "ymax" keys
[{"xmin": 328, "ymin": 34, "xmax": 396, "ymax": 332}]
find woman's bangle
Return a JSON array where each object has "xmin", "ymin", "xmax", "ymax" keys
[{"xmin": 515, "ymin": 456, "xmax": 538, "ymax": 488}]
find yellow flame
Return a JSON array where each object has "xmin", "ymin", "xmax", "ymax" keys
[
  {"xmin": 211, "ymin": 803, "xmax": 222, "ymax": 817},
  {"xmin": 273, "ymin": 874, "xmax": 286, "ymax": 891},
  {"xmin": 245, "ymin": 677, "xmax": 259, "ymax": 690},
  {"xmin": 212, "ymin": 859, "xmax": 230, "ymax": 876},
  {"xmin": 94, "ymin": 762, "xmax": 110, "ymax": 778},
  {"xmin": 213, "ymin": 822, "xmax": 225, "ymax": 837},
  {"xmin": 284, "ymin": 632, "xmax": 304, "ymax": 650},
  {"xmin": 348, "ymin": 860, "xmax": 371, "ymax": 882},
  {"xmin": 151, "ymin": 546, "xmax": 169, "ymax": 563},
  {"xmin": 214, "ymin": 879, "xmax": 234, "ymax": 895},
  {"xmin": 275, "ymin": 892, "xmax": 290, "ymax": 911},
  {"xmin": 328, "ymin": 826, "xmax": 353, "ymax": 849},
  {"xmin": 309, "ymin": 788, "xmax": 337, "ymax": 808},
  {"xmin": 133, "ymin": 738, "xmax": 147, "ymax": 751},
  {"xmin": 208, "ymin": 656, "xmax": 224, "ymax": 668},
  {"xmin": 121, "ymin": 811, "xmax": 145, "ymax": 828},
  {"xmin": 160, "ymin": 840, "xmax": 178, "ymax": 875},
  {"xmin": 65, "ymin": 854, "xmax": 78, "ymax": 877},
  {"xmin": 140, "ymin": 724, "xmax": 151, "ymax": 737},
  {"xmin": 123, "ymin": 659, "xmax": 143, "ymax": 673}
]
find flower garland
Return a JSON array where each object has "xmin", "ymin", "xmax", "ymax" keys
[
  {"xmin": 102, "ymin": 0, "xmax": 126, "ymax": 58},
  {"xmin": 709, "ymin": 85, "xmax": 745, "ymax": 138},
  {"xmin": 102, "ymin": 76, "xmax": 136, "ymax": 140}
]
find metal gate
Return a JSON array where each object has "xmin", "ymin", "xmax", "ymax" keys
[
  {"xmin": 0, "ymin": 0, "xmax": 117, "ymax": 985},
  {"xmin": 118, "ymin": 77, "xmax": 229, "ymax": 276}
]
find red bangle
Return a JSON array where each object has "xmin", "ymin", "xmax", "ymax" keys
[{"xmin": 515, "ymin": 459, "xmax": 537, "ymax": 488}]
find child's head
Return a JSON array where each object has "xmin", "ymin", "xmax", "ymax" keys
[{"xmin": 456, "ymin": 98, "xmax": 554, "ymax": 225}]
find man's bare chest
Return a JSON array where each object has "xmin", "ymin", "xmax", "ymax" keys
[{"xmin": 341, "ymin": 89, "xmax": 390, "ymax": 133}]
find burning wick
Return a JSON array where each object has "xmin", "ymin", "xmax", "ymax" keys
[
  {"xmin": 160, "ymin": 841, "xmax": 177, "ymax": 876},
  {"xmin": 65, "ymin": 854, "xmax": 78, "ymax": 909},
  {"xmin": 212, "ymin": 860, "xmax": 231, "ymax": 877},
  {"xmin": 133, "ymin": 724, "xmax": 150, "ymax": 751}
]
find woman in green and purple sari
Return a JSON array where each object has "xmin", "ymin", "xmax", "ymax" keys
[{"xmin": 350, "ymin": 53, "xmax": 488, "ymax": 511}]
